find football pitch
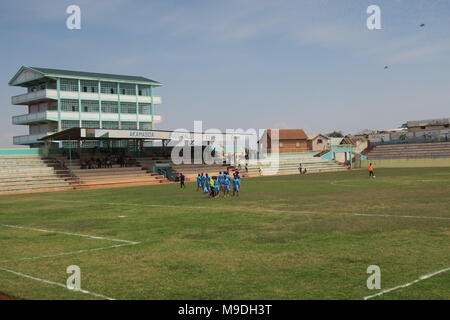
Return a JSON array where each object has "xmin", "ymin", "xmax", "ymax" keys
[{"xmin": 0, "ymin": 167, "xmax": 449, "ymax": 300}]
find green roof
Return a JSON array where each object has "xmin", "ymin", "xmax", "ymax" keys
[{"xmin": 10, "ymin": 66, "xmax": 162, "ymax": 86}]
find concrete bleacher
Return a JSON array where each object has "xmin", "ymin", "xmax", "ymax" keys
[
  {"xmin": 241, "ymin": 154, "xmax": 348, "ymax": 176},
  {"xmin": 52, "ymin": 155, "xmax": 168, "ymax": 188},
  {"xmin": 365, "ymin": 142, "xmax": 450, "ymax": 160},
  {"xmin": 0, "ymin": 155, "xmax": 72, "ymax": 194},
  {"xmin": 171, "ymin": 163, "xmax": 231, "ymax": 179},
  {"xmin": 136, "ymin": 157, "xmax": 231, "ymax": 181}
]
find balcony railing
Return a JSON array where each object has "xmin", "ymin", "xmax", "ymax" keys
[
  {"xmin": 13, "ymin": 132, "xmax": 53, "ymax": 145},
  {"xmin": 12, "ymin": 111, "xmax": 59, "ymax": 124},
  {"xmin": 12, "ymin": 89, "xmax": 161, "ymax": 105},
  {"xmin": 12, "ymin": 112, "xmax": 161, "ymax": 124},
  {"xmin": 11, "ymin": 89, "xmax": 58, "ymax": 105}
]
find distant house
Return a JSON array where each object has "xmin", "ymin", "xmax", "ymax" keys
[
  {"xmin": 329, "ymin": 137, "xmax": 344, "ymax": 146},
  {"xmin": 307, "ymin": 134, "xmax": 329, "ymax": 152},
  {"xmin": 406, "ymin": 118, "xmax": 450, "ymax": 132},
  {"xmin": 341, "ymin": 137, "xmax": 368, "ymax": 153},
  {"xmin": 261, "ymin": 129, "xmax": 309, "ymax": 154}
]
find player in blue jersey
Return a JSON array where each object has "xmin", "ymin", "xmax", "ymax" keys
[
  {"xmin": 232, "ymin": 175, "xmax": 240, "ymax": 196},
  {"xmin": 196, "ymin": 174, "xmax": 202, "ymax": 191},
  {"xmin": 225, "ymin": 170, "xmax": 231, "ymax": 182},
  {"xmin": 218, "ymin": 171, "xmax": 223, "ymax": 191},
  {"xmin": 222, "ymin": 175, "xmax": 230, "ymax": 197},
  {"xmin": 213, "ymin": 176, "xmax": 219, "ymax": 197},
  {"xmin": 205, "ymin": 173, "xmax": 210, "ymax": 192},
  {"xmin": 200, "ymin": 173, "xmax": 205, "ymax": 189}
]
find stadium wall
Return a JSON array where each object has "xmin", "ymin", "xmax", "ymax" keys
[{"xmin": 359, "ymin": 158, "xmax": 450, "ymax": 168}]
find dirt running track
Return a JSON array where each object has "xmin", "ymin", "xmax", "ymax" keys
[{"xmin": 0, "ymin": 292, "xmax": 19, "ymax": 300}]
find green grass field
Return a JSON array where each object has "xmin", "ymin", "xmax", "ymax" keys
[{"xmin": 0, "ymin": 167, "xmax": 449, "ymax": 300}]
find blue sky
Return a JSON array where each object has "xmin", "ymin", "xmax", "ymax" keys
[{"xmin": 0, "ymin": 0, "xmax": 449, "ymax": 147}]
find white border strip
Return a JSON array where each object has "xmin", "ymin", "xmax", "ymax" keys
[
  {"xmin": 364, "ymin": 267, "xmax": 450, "ymax": 300},
  {"xmin": 0, "ymin": 266, "xmax": 115, "ymax": 300},
  {"xmin": 354, "ymin": 213, "xmax": 450, "ymax": 221}
]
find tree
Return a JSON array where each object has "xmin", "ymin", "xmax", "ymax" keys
[{"xmin": 326, "ymin": 131, "xmax": 344, "ymax": 138}]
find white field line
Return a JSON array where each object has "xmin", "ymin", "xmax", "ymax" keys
[
  {"xmin": 0, "ymin": 265, "xmax": 115, "ymax": 300},
  {"xmin": 0, "ymin": 243, "xmax": 135, "ymax": 264},
  {"xmin": 354, "ymin": 213, "xmax": 450, "ymax": 221},
  {"xmin": 45, "ymin": 198, "xmax": 321, "ymax": 215},
  {"xmin": 363, "ymin": 267, "xmax": 450, "ymax": 300},
  {"xmin": 0, "ymin": 223, "xmax": 139, "ymax": 244},
  {"xmin": 47, "ymin": 198, "xmax": 209, "ymax": 210},
  {"xmin": 0, "ymin": 224, "xmax": 139, "ymax": 300}
]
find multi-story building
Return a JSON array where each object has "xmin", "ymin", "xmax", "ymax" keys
[{"xmin": 8, "ymin": 66, "xmax": 162, "ymax": 148}]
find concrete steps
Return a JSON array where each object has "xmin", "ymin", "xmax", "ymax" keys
[
  {"xmin": 366, "ymin": 142, "xmax": 450, "ymax": 160},
  {"xmin": 241, "ymin": 155, "xmax": 348, "ymax": 176},
  {"xmin": 0, "ymin": 155, "xmax": 71, "ymax": 194}
]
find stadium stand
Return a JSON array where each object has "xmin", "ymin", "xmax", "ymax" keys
[
  {"xmin": 51, "ymin": 154, "xmax": 169, "ymax": 189},
  {"xmin": 0, "ymin": 155, "xmax": 73, "ymax": 194},
  {"xmin": 364, "ymin": 142, "xmax": 450, "ymax": 160},
  {"xmin": 241, "ymin": 154, "xmax": 348, "ymax": 176},
  {"xmin": 170, "ymin": 163, "xmax": 231, "ymax": 179}
]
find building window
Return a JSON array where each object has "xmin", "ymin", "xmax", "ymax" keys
[
  {"xmin": 81, "ymin": 140, "xmax": 101, "ymax": 148},
  {"xmin": 81, "ymin": 120, "xmax": 100, "ymax": 128},
  {"xmin": 138, "ymin": 85, "xmax": 151, "ymax": 96},
  {"xmin": 49, "ymin": 101, "xmax": 58, "ymax": 111},
  {"xmin": 317, "ymin": 139, "xmax": 323, "ymax": 144},
  {"xmin": 61, "ymin": 120, "xmax": 79, "ymax": 130},
  {"xmin": 49, "ymin": 122, "xmax": 58, "ymax": 132},
  {"xmin": 80, "ymin": 80, "xmax": 98, "ymax": 93},
  {"xmin": 121, "ymin": 122, "xmax": 137, "ymax": 130},
  {"xmin": 61, "ymin": 99, "xmax": 79, "ymax": 112},
  {"xmin": 60, "ymin": 78, "xmax": 79, "ymax": 92},
  {"xmin": 138, "ymin": 103, "xmax": 152, "ymax": 114},
  {"xmin": 62, "ymin": 141, "xmax": 78, "ymax": 148},
  {"xmin": 120, "ymin": 102, "xmax": 137, "ymax": 114},
  {"xmin": 102, "ymin": 121, "xmax": 119, "ymax": 129},
  {"xmin": 139, "ymin": 122, "xmax": 151, "ymax": 130},
  {"xmin": 100, "ymin": 81, "xmax": 117, "ymax": 94},
  {"xmin": 81, "ymin": 100, "xmax": 99, "ymax": 113},
  {"xmin": 119, "ymin": 83, "xmax": 136, "ymax": 96},
  {"xmin": 101, "ymin": 101, "xmax": 119, "ymax": 113}
]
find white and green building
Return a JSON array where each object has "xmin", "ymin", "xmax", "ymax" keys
[{"xmin": 8, "ymin": 66, "xmax": 162, "ymax": 148}]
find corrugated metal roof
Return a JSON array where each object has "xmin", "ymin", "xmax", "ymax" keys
[
  {"xmin": 29, "ymin": 67, "xmax": 162, "ymax": 85},
  {"xmin": 267, "ymin": 129, "xmax": 308, "ymax": 140}
]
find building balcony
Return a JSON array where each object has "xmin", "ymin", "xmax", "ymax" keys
[
  {"xmin": 11, "ymin": 89, "xmax": 58, "ymax": 105},
  {"xmin": 12, "ymin": 89, "xmax": 162, "ymax": 105},
  {"xmin": 13, "ymin": 132, "xmax": 54, "ymax": 145},
  {"xmin": 12, "ymin": 111, "xmax": 162, "ymax": 125},
  {"xmin": 12, "ymin": 111, "xmax": 59, "ymax": 124}
]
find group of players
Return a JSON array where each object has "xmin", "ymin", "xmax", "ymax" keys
[{"xmin": 196, "ymin": 170, "xmax": 241, "ymax": 198}]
